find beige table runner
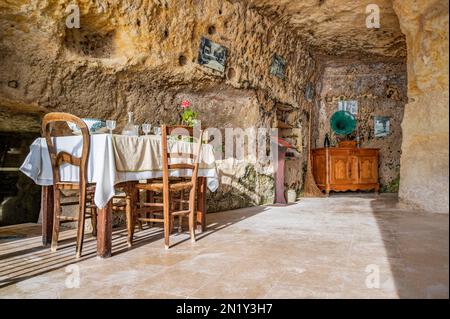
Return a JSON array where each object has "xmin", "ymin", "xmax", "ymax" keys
[{"xmin": 112, "ymin": 135, "xmax": 216, "ymax": 173}]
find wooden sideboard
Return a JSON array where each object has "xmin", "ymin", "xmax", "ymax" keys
[{"xmin": 312, "ymin": 146, "xmax": 380, "ymax": 194}]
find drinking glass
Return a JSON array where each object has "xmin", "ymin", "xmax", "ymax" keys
[
  {"xmin": 154, "ymin": 127, "xmax": 161, "ymax": 135},
  {"xmin": 142, "ymin": 123, "xmax": 152, "ymax": 136},
  {"xmin": 134, "ymin": 125, "xmax": 140, "ymax": 136},
  {"xmin": 106, "ymin": 120, "xmax": 116, "ymax": 135}
]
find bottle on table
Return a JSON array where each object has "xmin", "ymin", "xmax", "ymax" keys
[{"xmin": 122, "ymin": 112, "xmax": 138, "ymax": 136}]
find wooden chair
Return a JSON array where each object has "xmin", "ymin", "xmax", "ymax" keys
[
  {"xmin": 42, "ymin": 112, "xmax": 94, "ymax": 258},
  {"xmin": 139, "ymin": 188, "xmax": 188, "ymax": 234},
  {"xmin": 131, "ymin": 125, "xmax": 204, "ymax": 249},
  {"xmin": 42, "ymin": 112, "xmax": 127, "ymax": 258}
]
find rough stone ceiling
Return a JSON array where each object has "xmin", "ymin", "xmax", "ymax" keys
[{"xmin": 246, "ymin": 0, "xmax": 406, "ymax": 59}]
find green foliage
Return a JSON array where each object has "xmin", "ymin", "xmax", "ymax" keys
[
  {"xmin": 181, "ymin": 108, "xmax": 198, "ymax": 127},
  {"xmin": 382, "ymin": 175, "xmax": 400, "ymax": 193}
]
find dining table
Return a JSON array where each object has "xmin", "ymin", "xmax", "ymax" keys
[{"xmin": 19, "ymin": 133, "xmax": 219, "ymax": 258}]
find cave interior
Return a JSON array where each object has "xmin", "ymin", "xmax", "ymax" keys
[{"xmin": 0, "ymin": 0, "xmax": 448, "ymax": 226}]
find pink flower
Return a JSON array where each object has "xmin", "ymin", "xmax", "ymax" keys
[{"xmin": 181, "ymin": 100, "xmax": 190, "ymax": 109}]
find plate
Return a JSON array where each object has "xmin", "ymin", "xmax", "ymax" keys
[{"xmin": 67, "ymin": 118, "xmax": 107, "ymax": 135}]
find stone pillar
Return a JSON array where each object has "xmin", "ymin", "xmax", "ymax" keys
[{"xmin": 393, "ymin": 0, "xmax": 449, "ymax": 213}]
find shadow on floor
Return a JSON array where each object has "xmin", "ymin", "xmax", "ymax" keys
[
  {"xmin": 0, "ymin": 206, "xmax": 268, "ymax": 289},
  {"xmin": 368, "ymin": 194, "xmax": 449, "ymax": 299}
]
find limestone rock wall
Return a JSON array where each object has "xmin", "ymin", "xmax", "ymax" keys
[
  {"xmin": 314, "ymin": 59, "xmax": 407, "ymax": 191},
  {"xmin": 393, "ymin": 0, "xmax": 449, "ymax": 213},
  {"xmin": 0, "ymin": 0, "xmax": 318, "ymax": 212},
  {"xmin": 247, "ymin": 0, "xmax": 407, "ymax": 58}
]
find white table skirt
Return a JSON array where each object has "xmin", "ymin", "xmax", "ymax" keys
[{"xmin": 20, "ymin": 134, "xmax": 219, "ymax": 208}]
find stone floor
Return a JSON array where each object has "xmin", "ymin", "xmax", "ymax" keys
[{"xmin": 0, "ymin": 194, "xmax": 448, "ymax": 299}]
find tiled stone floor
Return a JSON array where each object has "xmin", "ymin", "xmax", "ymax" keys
[{"xmin": 0, "ymin": 194, "xmax": 448, "ymax": 299}]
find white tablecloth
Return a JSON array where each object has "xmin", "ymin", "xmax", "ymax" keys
[{"xmin": 20, "ymin": 134, "xmax": 219, "ymax": 208}]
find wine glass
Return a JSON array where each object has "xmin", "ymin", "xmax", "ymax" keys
[
  {"xmin": 106, "ymin": 120, "xmax": 116, "ymax": 135},
  {"xmin": 134, "ymin": 125, "xmax": 140, "ymax": 136},
  {"xmin": 154, "ymin": 127, "xmax": 161, "ymax": 135},
  {"xmin": 142, "ymin": 123, "xmax": 152, "ymax": 136}
]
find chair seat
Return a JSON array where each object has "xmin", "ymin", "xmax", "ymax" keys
[{"xmin": 136, "ymin": 181, "xmax": 193, "ymax": 192}]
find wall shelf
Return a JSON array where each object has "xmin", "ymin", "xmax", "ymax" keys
[{"xmin": 275, "ymin": 120, "xmax": 293, "ymax": 129}]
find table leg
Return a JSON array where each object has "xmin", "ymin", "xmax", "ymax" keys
[
  {"xmin": 41, "ymin": 186, "xmax": 54, "ymax": 247},
  {"xmin": 196, "ymin": 177, "xmax": 207, "ymax": 232},
  {"xmin": 97, "ymin": 201, "xmax": 112, "ymax": 258}
]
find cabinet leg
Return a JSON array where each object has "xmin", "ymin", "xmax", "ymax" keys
[{"xmin": 375, "ymin": 185, "xmax": 380, "ymax": 196}]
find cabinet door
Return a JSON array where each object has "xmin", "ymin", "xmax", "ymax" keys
[
  {"xmin": 359, "ymin": 156, "xmax": 378, "ymax": 184},
  {"xmin": 330, "ymin": 155, "xmax": 354, "ymax": 184},
  {"xmin": 313, "ymin": 153, "xmax": 327, "ymax": 186}
]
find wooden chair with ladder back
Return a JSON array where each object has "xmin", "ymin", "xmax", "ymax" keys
[
  {"xmin": 130, "ymin": 125, "xmax": 204, "ymax": 249},
  {"xmin": 42, "ymin": 112, "xmax": 127, "ymax": 258},
  {"xmin": 138, "ymin": 187, "xmax": 189, "ymax": 234}
]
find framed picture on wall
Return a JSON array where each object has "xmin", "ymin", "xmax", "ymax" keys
[
  {"xmin": 198, "ymin": 37, "xmax": 228, "ymax": 73},
  {"xmin": 270, "ymin": 54, "xmax": 286, "ymax": 79},
  {"xmin": 374, "ymin": 116, "xmax": 390, "ymax": 138},
  {"xmin": 305, "ymin": 81, "xmax": 314, "ymax": 102},
  {"xmin": 338, "ymin": 100, "xmax": 358, "ymax": 115}
]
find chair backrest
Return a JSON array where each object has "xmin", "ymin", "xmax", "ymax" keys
[
  {"xmin": 42, "ymin": 112, "xmax": 90, "ymax": 187},
  {"xmin": 161, "ymin": 125, "xmax": 204, "ymax": 186}
]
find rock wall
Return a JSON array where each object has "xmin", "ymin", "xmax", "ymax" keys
[
  {"xmin": 393, "ymin": 0, "xmax": 449, "ymax": 213},
  {"xmin": 313, "ymin": 59, "xmax": 407, "ymax": 191},
  {"xmin": 0, "ymin": 0, "xmax": 318, "ymax": 212},
  {"xmin": 3, "ymin": 0, "xmax": 445, "ymax": 216}
]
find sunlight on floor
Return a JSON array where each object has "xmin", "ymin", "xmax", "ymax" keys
[{"xmin": 0, "ymin": 194, "xmax": 448, "ymax": 299}]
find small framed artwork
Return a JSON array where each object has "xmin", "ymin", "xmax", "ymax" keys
[
  {"xmin": 305, "ymin": 81, "xmax": 314, "ymax": 102},
  {"xmin": 338, "ymin": 100, "xmax": 358, "ymax": 115},
  {"xmin": 270, "ymin": 54, "xmax": 286, "ymax": 79},
  {"xmin": 374, "ymin": 116, "xmax": 390, "ymax": 138},
  {"xmin": 198, "ymin": 37, "xmax": 228, "ymax": 73}
]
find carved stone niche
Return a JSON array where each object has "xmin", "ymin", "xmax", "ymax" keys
[
  {"xmin": 63, "ymin": 10, "xmax": 116, "ymax": 59},
  {"xmin": 64, "ymin": 28, "xmax": 115, "ymax": 58}
]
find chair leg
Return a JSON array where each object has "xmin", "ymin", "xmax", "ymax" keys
[
  {"xmin": 76, "ymin": 187, "xmax": 87, "ymax": 259},
  {"xmin": 170, "ymin": 214, "xmax": 174, "ymax": 234},
  {"xmin": 178, "ymin": 215, "xmax": 183, "ymax": 233},
  {"xmin": 169, "ymin": 192, "xmax": 176, "ymax": 234},
  {"xmin": 188, "ymin": 188, "xmax": 196, "ymax": 243},
  {"xmin": 163, "ymin": 191, "xmax": 170, "ymax": 250},
  {"xmin": 146, "ymin": 190, "xmax": 152, "ymax": 227},
  {"xmin": 178, "ymin": 190, "xmax": 184, "ymax": 233},
  {"xmin": 125, "ymin": 184, "xmax": 134, "ymax": 247},
  {"xmin": 136, "ymin": 193, "xmax": 143, "ymax": 232},
  {"xmin": 50, "ymin": 188, "xmax": 61, "ymax": 252},
  {"xmin": 137, "ymin": 211, "xmax": 143, "ymax": 231},
  {"xmin": 90, "ymin": 205, "xmax": 97, "ymax": 237},
  {"xmin": 149, "ymin": 191, "xmax": 156, "ymax": 228}
]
